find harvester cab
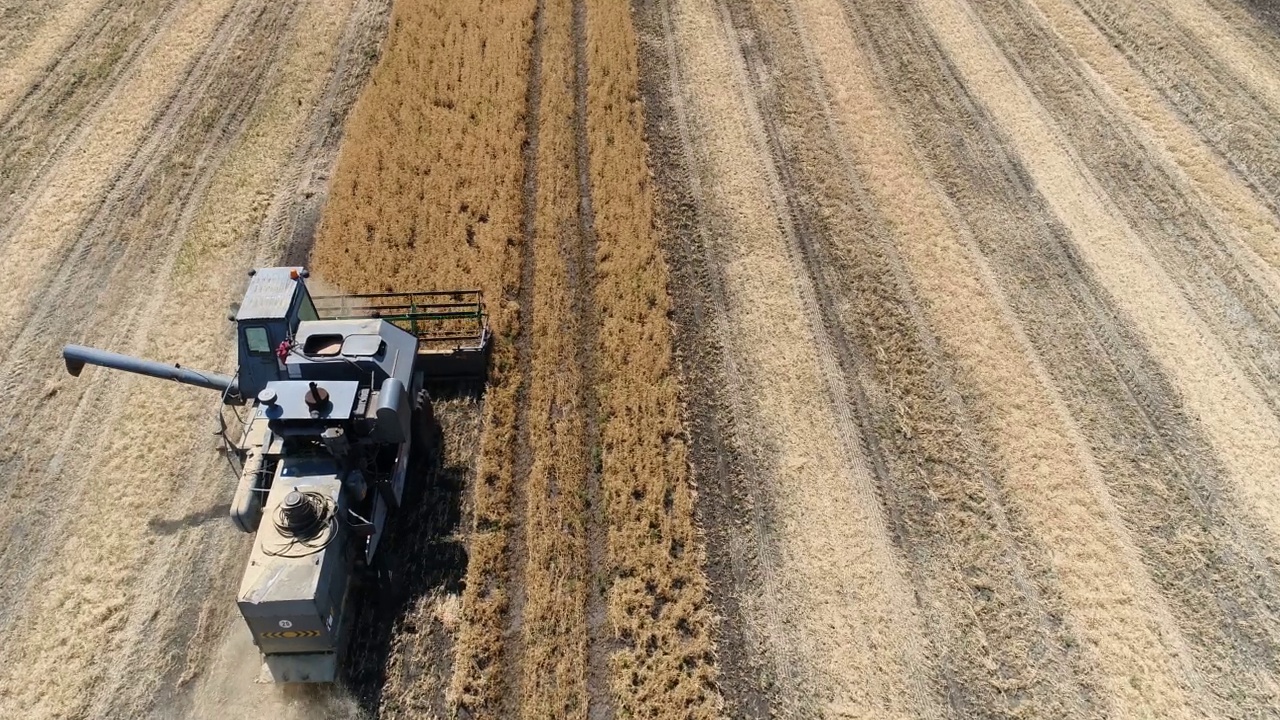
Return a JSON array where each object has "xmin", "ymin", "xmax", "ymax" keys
[
  {"xmin": 232, "ymin": 266, "xmax": 321, "ymax": 402},
  {"xmin": 61, "ymin": 266, "xmax": 489, "ymax": 683}
]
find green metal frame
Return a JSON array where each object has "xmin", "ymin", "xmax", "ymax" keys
[{"xmin": 311, "ymin": 290, "xmax": 489, "ymax": 346}]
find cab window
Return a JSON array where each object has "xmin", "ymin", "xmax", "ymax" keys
[
  {"xmin": 290, "ymin": 292, "xmax": 319, "ymax": 334},
  {"xmin": 297, "ymin": 293, "xmax": 319, "ymax": 322},
  {"xmin": 244, "ymin": 326, "xmax": 272, "ymax": 355}
]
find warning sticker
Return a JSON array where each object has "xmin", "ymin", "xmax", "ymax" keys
[{"xmin": 260, "ymin": 629, "xmax": 322, "ymax": 639}]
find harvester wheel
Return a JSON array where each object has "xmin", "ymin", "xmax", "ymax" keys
[
  {"xmin": 405, "ymin": 389, "xmax": 437, "ymax": 503},
  {"xmin": 413, "ymin": 388, "xmax": 436, "ymax": 441}
]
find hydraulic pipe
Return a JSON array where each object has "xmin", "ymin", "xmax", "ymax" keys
[{"xmin": 63, "ymin": 344, "xmax": 239, "ymax": 397}]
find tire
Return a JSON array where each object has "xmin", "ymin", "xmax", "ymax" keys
[
  {"xmin": 413, "ymin": 388, "xmax": 436, "ymax": 444},
  {"xmin": 403, "ymin": 389, "xmax": 436, "ymax": 505}
]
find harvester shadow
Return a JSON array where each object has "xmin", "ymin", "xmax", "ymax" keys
[
  {"xmin": 342, "ymin": 385, "xmax": 479, "ymax": 715},
  {"xmin": 148, "ymin": 503, "xmax": 231, "ymax": 535}
]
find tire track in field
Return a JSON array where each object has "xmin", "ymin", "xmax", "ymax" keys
[
  {"xmin": 0, "ymin": 0, "xmax": 56, "ymax": 46},
  {"xmin": 0, "ymin": 0, "xmax": 239, "ymax": 355},
  {"xmin": 911, "ymin": 0, "xmax": 1280, "ymax": 711},
  {"xmin": 633, "ymin": 1, "xmax": 775, "ymax": 714},
  {"xmin": 502, "ymin": 0, "xmax": 546, "ymax": 712},
  {"xmin": 1023, "ymin": 0, "xmax": 1280, "ymax": 292},
  {"xmin": 0, "ymin": 0, "xmax": 105, "ymax": 114},
  {"xmin": 1225, "ymin": 0, "xmax": 1280, "ymax": 36},
  {"xmin": 919, "ymin": 0, "xmax": 1280, "ymax": 589},
  {"xmin": 0, "ymin": 0, "xmax": 285, "ymax": 654},
  {"xmin": 0, "ymin": 3, "xmax": 303, "ymax": 716},
  {"xmin": 0, "ymin": 0, "xmax": 262, "ymax": 422},
  {"xmin": 1153, "ymin": 0, "xmax": 1280, "ymax": 117},
  {"xmin": 0, "ymin": 0, "xmax": 69, "ymax": 68},
  {"xmin": 15, "ymin": 2, "xmax": 368, "ymax": 712},
  {"xmin": 652, "ymin": 0, "xmax": 825, "ymax": 708},
  {"xmin": 75, "ymin": 9, "xmax": 307, "ymax": 713},
  {"xmin": 0, "ymin": 0, "xmax": 182, "ymax": 213},
  {"xmin": 1069, "ymin": 0, "xmax": 1280, "ymax": 214},
  {"xmin": 959, "ymin": 1, "xmax": 1280, "ymax": 712},
  {"xmin": 0, "ymin": 0, "xmax": 185, "ymax": 249},
  {"xmin": 98, "ymin": 2, "xmax": 378, "ymax": 711},
  {"xmin": 788, "ymin": 0, "xmax": 1215, "ymax": 714},
  {"xmin": 657, "ymin": 0, "xmax": 945, "ymax": 715},
  {"xmin": 570, "ymin": 1, "xmax": 612, "ymax": 716},
  {"xmin": 268, "ymin": 0, "xmax": 393, "ymax": 267},
  {"xmin": 731, "ymin": 0, "xmax": 1110, "ymax": 714},
  {"xmin": 157, "ymin": 3, "xmax": 386, "ymax": 715},
  {"xmin": 1027, "ymin": 1, "xmax": 1280, "ymax": 382}
]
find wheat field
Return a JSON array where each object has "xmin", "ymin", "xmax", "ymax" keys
[{"xmin": 4, "ymin": 0, "xmax": 1280, "ymax": 717}]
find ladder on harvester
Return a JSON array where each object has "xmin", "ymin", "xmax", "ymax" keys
[{"xmin": 311, "ymin": 290, "xmax": 490, "ymax": 380}]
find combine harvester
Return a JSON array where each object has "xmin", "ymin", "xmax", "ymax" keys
[{"xmin": 62, "ymin": 267, "xmax": 489, "ymax": 683}]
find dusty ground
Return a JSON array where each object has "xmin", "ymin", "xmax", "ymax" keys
[
  {"xmin": 5, "ymin": 0, "xmax": 1280, "ymax": 718},
  {"xmin": 636, "ymin": 0, "xmax": 1280, "ymax": 716},
  {"xmin": 0, "ymin": 0, "xmax": 390, "ymax": 717}
]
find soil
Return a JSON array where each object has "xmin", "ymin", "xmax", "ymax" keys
[{"xmin": 633, "ymin": 0, "xmax": 1280, "ymax": 716}]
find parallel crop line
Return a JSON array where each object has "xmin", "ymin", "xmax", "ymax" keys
[
  {"xmin": 0, "ymin": 0, "xmax": 106, "ymax": 115},
  {"xmin": 1025, "ymin": 0, "xmax": 1280, "ymax": 289},
  {"xmin": 665, "ymin": 0, "xmax": 942, "ymax": 714},
  {"xmin": 920, "ymin": 0, "xmax": 1280, "ymax": 566}
]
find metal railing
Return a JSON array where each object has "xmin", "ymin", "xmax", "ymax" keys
[{"xmin": 311, "ymin": 290, "xmax": 489, "ymax": 350}]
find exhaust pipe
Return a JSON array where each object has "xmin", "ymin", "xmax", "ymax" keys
[{"xmin": 63, "ymin": 344, "xmax": 239, "ymax": 398}]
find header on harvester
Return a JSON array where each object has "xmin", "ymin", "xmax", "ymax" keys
[{"xmin": 61, "ymin": 267, "xmax": 489, "ymax": 683}]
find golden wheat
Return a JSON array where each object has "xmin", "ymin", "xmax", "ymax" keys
[
  {"xmin": 518, "ymin": 0, "xmax": 591, "ymax": 713},
  {"xmin": 309, "ymin": 0, "xmax": 535, "ymax": 713},
  {"xmin": 584, "ymin": 0, "xmax": 720, "ymax": 716},
  {"xmin": 311, "ymin": 0, "xmax": 721, "ymax": 715}
]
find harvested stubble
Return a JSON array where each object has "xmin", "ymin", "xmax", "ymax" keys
[
  {"xmin": 0, "ymin": 0, "xmax": 171, "ymax": 206},
  {"xmin": 0, "ymin": 0, "xmax": 376, "ymax": 716}
]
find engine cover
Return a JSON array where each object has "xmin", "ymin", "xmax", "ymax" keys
[{"xmin": 236, "ymin": 456, "xmax": 351, "ymax": 680}]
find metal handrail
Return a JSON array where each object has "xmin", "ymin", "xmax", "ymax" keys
[{"xmin": 312, "ymin": 290, "xmax": 489, "ymax": 350}]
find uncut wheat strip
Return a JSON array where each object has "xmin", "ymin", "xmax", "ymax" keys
[
  {"xmin": 665, "ymin": 0, "xmax": 941, "ymax": 715},
  {"xmin": 304, "ymin": 0, "xmax": 532, "ymax": 713},
  {"xmin": 921, "ymin": 0, "xmax": 1280, "ymax": 563},
  {"xmin": 583, "ymin": 0, "xmax": 723, "ymax": 716},
  {"xmin": 1026, "ymin": 0, "xmax": 1280, "ymax": 303},
  {"xmin": 310, "ymin": 0, "xmax": 530, "ymax": 301},
  {"xmin": 788, "ymin": 0, "xmax": 1213, "ymax": 715},
  {"xmin": 0, "ymin": 0, "xmax": 105, "ymax": 114},
  {"xmin": 518, "ymin": 0, "xmax": 591, "ymax": 713},
  {"xmin": 0, "ymin": 0, "xmax": 238, "ymax": 347},
  {"xmin": 308, "ymin": 0, "xmax": 531, "ymax": 528}
]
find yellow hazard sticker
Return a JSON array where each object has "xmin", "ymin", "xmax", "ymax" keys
[{"xmin": 260, "ymin": 629, "xmax": 321, "ymax": 639}]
